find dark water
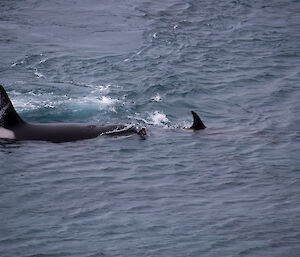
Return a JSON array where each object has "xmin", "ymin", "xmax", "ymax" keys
[{"xmin": 1, "ymin": 0, "xmax": 300, "ymax": 256}]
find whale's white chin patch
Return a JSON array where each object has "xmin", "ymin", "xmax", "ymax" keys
[{"xmin": 0, "ymin": 127, "xmax": 16, "ymax": 139}]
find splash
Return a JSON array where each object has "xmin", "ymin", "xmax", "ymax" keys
[
  {"xmin": 91, "ymin": 84, "xmax": 113, "ymax": 94},
  {"xmin": 9, "ymin": 84, "xmax": 120, "ymax": 114},
  {"xmin": 34, "ymin": 71, "xmax": 44, "ymax": 78},
  {"xmin": 99, "ymin": 96, "xmax": 118, "ymax": 106},
  {"xmin": 148, "ymin": 111, "xmax": 169, "ymax": 127}
]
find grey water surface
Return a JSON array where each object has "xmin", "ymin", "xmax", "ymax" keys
[{"xmin": 1, "ymin": 0, "xmax": 300, "ymax": 256}]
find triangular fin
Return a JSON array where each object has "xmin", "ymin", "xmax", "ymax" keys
[
  {"xmin": 190, "ymin": 111, "xmax": 206, "ymax": 130},
  {"xmin": 0, "ymin": 85, "xmax": 25, "ymax": 129}
]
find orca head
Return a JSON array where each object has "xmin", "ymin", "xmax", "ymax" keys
[{"xmin": 0, "ymin": 85, "xmax": 25, "ymax": 129}]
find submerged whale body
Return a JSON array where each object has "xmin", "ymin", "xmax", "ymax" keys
[{"xmin": 0, "ymin": 85, "xmax": 205, "ymax": 143}]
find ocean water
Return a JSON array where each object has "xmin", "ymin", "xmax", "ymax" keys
[{"xmin": 0, "ymin": 0, "xmax": 300, "ymax": 256}]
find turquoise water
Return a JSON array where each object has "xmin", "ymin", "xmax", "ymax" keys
[{"xmin": 1, "ymin": 0, "xmax": 300, "ymax": 256}]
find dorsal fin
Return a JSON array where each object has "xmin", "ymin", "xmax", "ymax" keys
[
  {"xmin": 190, "ymin": 111, "xmax": 206, "ymax": 130},
  {"xmin": 0, "ymin": 85, "xmax": 25, "ymax": 129}
]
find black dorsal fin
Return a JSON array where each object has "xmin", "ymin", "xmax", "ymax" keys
[
  {"xmin": 190, "ymin": 111, "xmax": 206, "ymax": 130},
  {"xmin": 0, "ymin": 85, "xmax": 25, "ymax": 128}
]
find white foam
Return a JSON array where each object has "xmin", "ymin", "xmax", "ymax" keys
[
  {"xmin": 99, "ymin": 96, "xmax": 118, "ymax": 106},
  {"xmin": 151, "ymin": 94, "xmax": 162, "ymax": 102},
  {"xmin": 34, "ymin": 71, "xmax": 44, "ymax": 78},
  {"xmin": 91, "ymin": 84, "xmax": 112, "ymax": 94},
  {"xmin": 39, "ymin": 59, "xmax": 47, "ymax": 64},
  {"xmin": 127, "ymin": 113, "xmax": 148, "ymax": 125},
  {"xmin": 0, "ymin": 127, "xmax": 15, "ymax": 139},
  {"xmin": 13, "ymin": 93, "xmax": 52, "ymax": 111},
  {"xmin": 44, "ymin": 103, "xmax": 55, "ymax": 108},
  {"xmin": 10, "ymin": 86, "xmax": 120, "ymax": 114},
  {"xmin": 148, "ymin": 111, "xmax": 169, "ymax": 127},
  {"xmin": 11, "ymin": 60, "xmax": 24, "ymax": 67}
]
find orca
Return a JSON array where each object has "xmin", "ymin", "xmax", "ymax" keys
[
  {"xmin": 190, "ymin": 111, "xmax": 206, "ymax": 130},
  {"xmin": 0, "ymin": 85, "xmax": 205, "ymax": 143}
]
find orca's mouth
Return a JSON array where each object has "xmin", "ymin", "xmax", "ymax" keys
[{"xmin": 138, "ymin": 127, "xmax": 147, "ymax": 135}]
